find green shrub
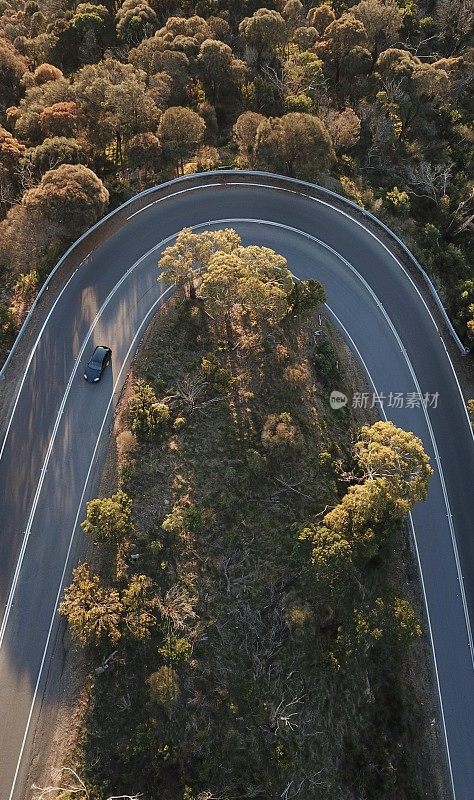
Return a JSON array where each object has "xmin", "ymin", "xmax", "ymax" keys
[
  {"xmin": 314, "ymin": 338, "xmax": 339, "ymax": 382},
  {"xmin": 129, "ymin": 379, "xmax": 170, "ymax": 441},
  {"xmin": 284, "ymin": 93, "xmax": 314, "ymax": 113},
  {"xmin": 201, "ymin": 353, "xmax": 232, "ymax": 393},
  {"xmin": 162, "ymin": 501, "xmax": 215, "ymax": 534},
  {"xmin": 287, "ymin": 278, "xmax": 325, "ymax": 317},
  {"xmin": 81, "ymin": 490, "xmax": 133, "ymax": 545},
  {"xmin": 439, "ymin": 243, "xmax": 468, "ymax": 282},
  {"xmin": 161, "ymin": 505, "xmax": 186, "ymax": 534},
  {"xmin": 246, "ymin": 447, "xmax": 267, "ymax": 476},
  {"xmin": 457, "ymin": 279, "xmax": 474, "ymax": 341},
  {"xmin": 147, "ymin": 666, "xmax": 180, "ymax": 709},
  {"xmin": 467, "ymin": 399, "xmax": 474, "ymax": 428},
  {"xmin": 385, "ymin": 186, "xmax": 411, "ymax": 215},
  {"xmin": 158, "ymin": 635, "xmax": 192, "ymax": 664}
]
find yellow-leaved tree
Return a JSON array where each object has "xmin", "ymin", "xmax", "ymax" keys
[
  {"xmin": 158, "ymin": 227, "xmax": 241, "ymax": 298},
  {"xmin": 200, "ymin": 244, "xmax": 295, "ymax": 336},
  {"xmin": 301, "ymin": 420, "xmax": 432, "ymax": 580},
  {"xmin": 354, "ymin": 420, "xmax": 433, "ymax": 512}
]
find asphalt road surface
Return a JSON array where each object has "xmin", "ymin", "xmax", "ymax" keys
[{"xmin": 0, "ymin": 174, "xmax": 473, "ymax": 800}]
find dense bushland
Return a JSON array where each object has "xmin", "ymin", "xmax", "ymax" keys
[{"xmin": 0, "ymin": 0, "xmax": 472, "ymax": 361}]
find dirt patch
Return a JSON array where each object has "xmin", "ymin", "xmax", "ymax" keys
[{"xmin": 26, "ymin": 637, "xmax": 89, "ymax": 797}]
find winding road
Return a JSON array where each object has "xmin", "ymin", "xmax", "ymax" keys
[{"xmin": 0, "ymin": 172, "xmax": 473, "ymax": 800}]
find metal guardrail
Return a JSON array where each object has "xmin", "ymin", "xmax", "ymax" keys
[
  {"xmin": 0, "ymin": 169, "xmax": 468, "ymax": 381},
  {"xmin": 292, "ymin": 176, "xmax": 469, "ymax": 355},
  {"xmin": 233, "ymin": 170, "xmax": 470, "ymax": 355}
]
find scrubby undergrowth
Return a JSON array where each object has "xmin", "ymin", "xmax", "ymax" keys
[{"xmin": 60, "ymin": 294, "xmax": 441, "ymax": 800}]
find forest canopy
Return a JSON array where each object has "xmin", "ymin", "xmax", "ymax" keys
[{"xmin": 0, "ymin": 0, "xmax": 472, "ymax": 356}]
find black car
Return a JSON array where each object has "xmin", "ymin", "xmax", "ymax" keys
[{"xmin": 84, "ymin": 345, "xmax": 112, "ymax": 382}]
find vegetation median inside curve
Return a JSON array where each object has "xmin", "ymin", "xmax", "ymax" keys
[{"xmin": 56, "ymin": 231, "xmax": 441, "ymax": 800}]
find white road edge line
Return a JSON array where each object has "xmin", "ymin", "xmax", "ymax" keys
[
  {"xmin": 3, "ymin": 179, "xmax": 473, "ymax": 465},
  {"xmin": 0, "ymin": 183, "xmax": 217, "ymax": 468},
  {"xmin": 199, "ymin": 215, "xmax": 474, "ymax": 663},
  {"xmin": 2, "ymin": 209, "xmax": 470, "ymax": 799},
  {"xmin": 126, "ymin": 184, "xmax": 218, "ymax": 220},
  {"xmin": 324, "ymin": 303, "xmax": 455, "ymax": 800},
  {"xmin": 225, "ymin": 181, "xmax": 474, "ymax": 452},
  {"xmin": 0, "ymin": 230, "xmax": 186, "ymax": 647},
  {"xmin": 0, "ymin": 266, "xmax": 80, "ymax": 463},
  {"xmin": 2, "ymin": 214, "xmax": 240, "ymax": 645},
  {"xmin": 7, "ymin": 285, "xmax": 172, "ymax": 800}
]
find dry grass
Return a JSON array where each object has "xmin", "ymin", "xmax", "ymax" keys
[{"xmin": 71, "ymin": 297, "xmax": 443, "ymax": 800}]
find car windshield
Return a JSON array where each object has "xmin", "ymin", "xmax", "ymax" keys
[{"xmin": 91, "ymin": 349, "xmax": 104, "ymax": 365}]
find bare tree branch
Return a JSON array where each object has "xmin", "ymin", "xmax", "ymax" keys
[{"xmin": 32, "ymin": 767, "xmax": 141, "ymax": 800}]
